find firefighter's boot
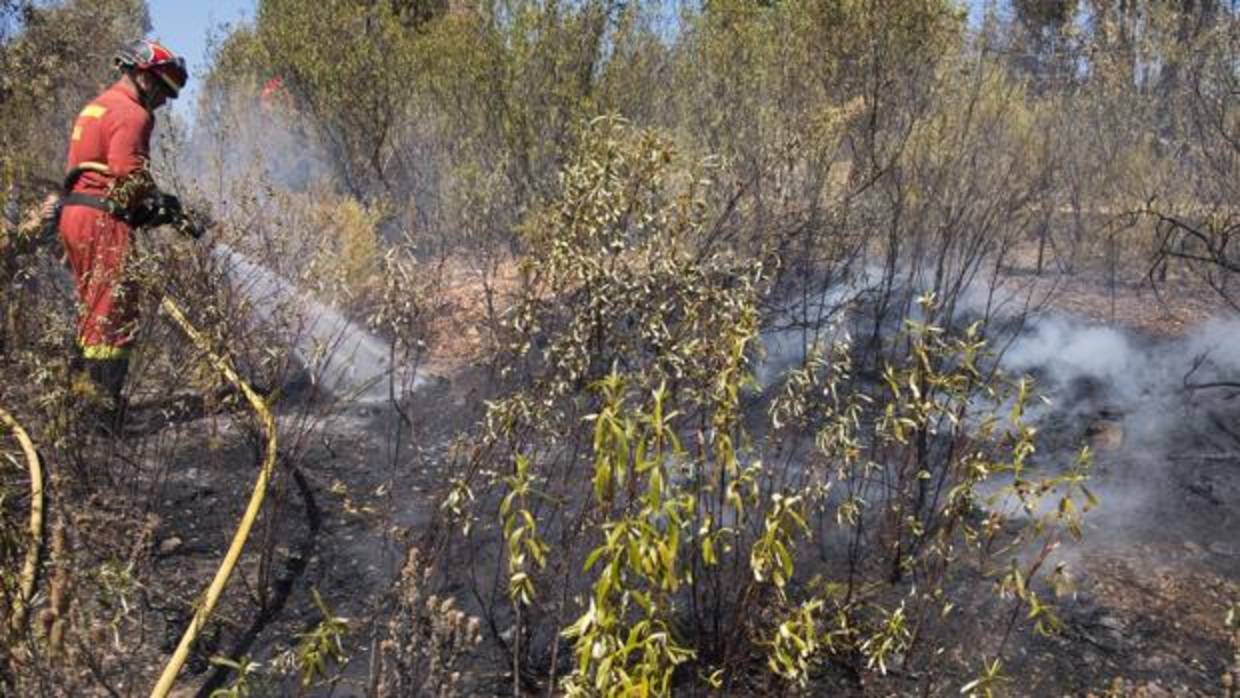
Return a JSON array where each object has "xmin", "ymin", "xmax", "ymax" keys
[{"xmin": 85, "ymin": 357, "xmax": 129, "ymax": 434}]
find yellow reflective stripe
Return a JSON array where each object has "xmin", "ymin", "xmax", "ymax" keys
[
  {"xmin": 72, "ymin": 105, "xmax": 106, "ymax": 141},
  {"xmin": 79, "ymin": 343, "xmax": 131, "ymax": 360}
]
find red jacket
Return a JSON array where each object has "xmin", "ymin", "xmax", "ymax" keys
[
  {"xmin": 59, "ymin": 79, "xmax": 156, "ymax": 358},
  {"xmin": 65, "ymin": 79, "xmax": 154, "ymax": 206}
]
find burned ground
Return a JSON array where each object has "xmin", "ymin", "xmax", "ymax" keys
[{"xmin": 25, "ymin": 272, "xmax": 1224, "ymax": 697}]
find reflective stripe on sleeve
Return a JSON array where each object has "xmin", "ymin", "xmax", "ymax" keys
[
  {"xmin": 79, "ymin": 343, "xmax": 131, "ymax": 360},
  {"xmin": 72, "ymin": 106, "xmax": 108, "ymax": 141}
]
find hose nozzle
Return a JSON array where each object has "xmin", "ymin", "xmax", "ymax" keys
[{"xmin": 174, "ymin": 209, "xmax": 209, "ymax": 240}]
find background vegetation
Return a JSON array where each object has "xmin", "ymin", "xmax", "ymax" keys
[{"xmin": 0, "ymin": 0, "xmax": 1237, "ymax": 695}]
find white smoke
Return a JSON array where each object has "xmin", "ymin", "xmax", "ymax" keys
[
  {"xmin": 759, "ymin": 272, "xmax": 1240, "ymax": 546},
  {"xmin": 213, "ymin": 242, "xmax": 422, "ymax": 403},
  {"xmin": 999, "ymin": 313, "xmax": 1240, "ymax": 422},
  {"xmin": 1001, "ymin": 320, "xmax": 1141, "ymax": 400},
  {"xmin": 156, "ymin": 85, "xmax": 426, "ymax": 404},
  {"xmin": 756, "ymin": 267, "xmax": 880, "ymax": 386}
]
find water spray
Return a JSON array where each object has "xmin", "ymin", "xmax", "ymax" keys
[{"xmin": 211, "ymin": 242, "xmax": 422, "ymax": 403}]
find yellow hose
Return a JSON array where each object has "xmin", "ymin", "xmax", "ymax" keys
[
  {"xmin": 0, "ymin": 405, "xmax": 44, "ymax": 630},
  {"xmin": 150, "ymin": 297, "xmax": 278, "ymax": 698}
]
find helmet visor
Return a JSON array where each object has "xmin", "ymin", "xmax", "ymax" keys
[{"xmin": 150, "ymin": 57, "xmax": 188, "ymax": 98}]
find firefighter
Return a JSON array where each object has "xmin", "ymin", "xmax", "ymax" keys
[{"xmin": 58, "ymin": 39, "xmax": 189, "ymax": 429}]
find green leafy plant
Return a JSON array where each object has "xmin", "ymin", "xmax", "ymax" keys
[
  {"xmin": 561, "ymin": 376, "xmax": 696, "ymax": 697},
  {"xmin": 293, "ymin": 588, "xmax": 349, "ymax": 688},
  {"xmin": 441, "ymin": 116, "xmax": 1102, "ymax": 695},
  {"xmin": 208, "ymin": 655, "xmax": 266, "ymax": 698}
]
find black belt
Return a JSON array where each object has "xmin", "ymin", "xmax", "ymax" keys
[{"xmin": 62, "ymin": 192, "xmax": 129, "ymax": 222}]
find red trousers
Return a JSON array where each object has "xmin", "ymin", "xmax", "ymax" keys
[{"xmin": 58, "ymin": 205, "xmax": 138, "ymax": 359}]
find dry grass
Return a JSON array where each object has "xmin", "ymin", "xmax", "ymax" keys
[{"xmin": 421, "ymin": 256, "xmax": 522, "ymax": 372}]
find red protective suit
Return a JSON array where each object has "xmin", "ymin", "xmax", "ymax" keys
[{"xmin": 58, "ymin": 80, "xmax": 155, "ymax": 360}]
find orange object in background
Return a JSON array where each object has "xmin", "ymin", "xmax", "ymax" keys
[{"xmin": 260, "ymin": 75, "xmax": 289, "ymax": 112}]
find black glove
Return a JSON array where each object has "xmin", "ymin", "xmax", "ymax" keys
[
  {"xmin": 130, "ymin": 192, "xmax": 183, "ymax": 228},
  {"xmin": 151, "ymin": 192, "xmax": 183, "ymax": 227}
]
